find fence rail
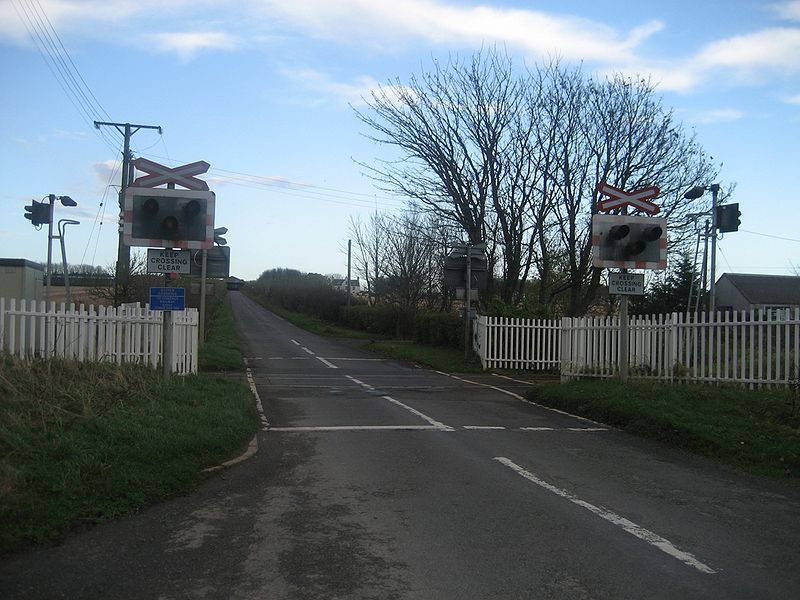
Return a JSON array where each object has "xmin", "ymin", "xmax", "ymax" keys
[
  {"xmin": 475, "ymin": 309, "xmax": 800, "ymax": 388},
  {"xmin": 0, "ymin": 298, "xmax": 198, "ymax": 374}
]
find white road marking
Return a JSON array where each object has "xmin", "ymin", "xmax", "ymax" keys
[
  {"xmin": 382, "ymin": 395, "xmax": 454, "ymax": 431},
  {"xmin": 520, "ymin": 427, "xmax": 556, "ymax": 431},
  {"xmin": 344, "ymin": 375, "xmax": 453, "ymax": 430},
  {"xmin": 301, "ymin": 347, "xmax": 315, "ymax": 355},
  {"xmin": 315, "ymin": 356, "xmax": 339, "ymax": 369},
  {"xmin": 463, "ymin": 425, "xmax": 506, "ymax": 430},
  {"xmin": 345, "ymin": 375, "xmax": 375, "ymax": 391},
  {"xmin": 269, "ymin": 425, "xmax": 442, "ymax": 432},
  {"xmin": 246, "ymin": 368, "xmax": 270, "ymax": 430},
  {"xmin": 290, "ymin": 339, "xmax": 301, "ymax": 346},
  {"xmin": 494, "ymin": 457, "xmax": 716, "ymax": 575},
  {"xmin": 566, "ymin": 427, "xmax": 609, "ymax": 432},
  {"xmin": 442, "ymin": 372, "xmax": 604, "ymax": 427}
]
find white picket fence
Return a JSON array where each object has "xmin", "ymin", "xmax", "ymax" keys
[
  {"xmin": 0, "ymin": 298, "xmax": 198, "ymax": 374},
  {"xmin": 474, "ymin": 315, "xmax": 561, "ymax": 371},
  {"xmin": 474, "ymin": 309, "xmax": 800, "ymax": 388}
]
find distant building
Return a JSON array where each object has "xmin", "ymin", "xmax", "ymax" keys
[
  {"xmin": 0, "ymin": 258, "xmax": 44, "ymax": 302},
  {"xmin": 715, "ymin": 273, "xmax": 800, "ymax": 315}
]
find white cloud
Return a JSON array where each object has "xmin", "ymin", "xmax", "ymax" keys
[
  {"xmin": 259, "ymin": 0, "xmax": 662, "ymax": 64},
  {"xmin": 694, "ymin": 28, "xmax": 800, "ymax": 74},
  {"xmin": 143, "ymin": 31, "xmax": 239, "ymax": 60},
  {"xmin": 691, "ymin": 108, "xmax": 745, "ymax": 124},
  {"xmin": 785, "ymin": 93, "xmax": 800, "ymax": 104},
  {"xmin": 772, "ymin": 1, "xmax": 800, "ymax": 21},
  {"xmin": 280, "ymin": 67, "xmax": 384, "ymax": 106}
]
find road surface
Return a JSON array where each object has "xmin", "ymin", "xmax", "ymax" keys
[{"xmin": 2, "ymin": 291, "xmax": 799, "ymax": 599}]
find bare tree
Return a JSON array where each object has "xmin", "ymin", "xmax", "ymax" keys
[
  {"xmin": 349, "ymin": 211, "xmax": 388, "ymax": 305},
  {"xmin": 356, "ymin": 51, "xmax": 724, "ymax": 316}
]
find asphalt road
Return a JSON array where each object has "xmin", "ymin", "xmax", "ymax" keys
[{"xmin": 2, "ymin": 291, "xmax": 800, "ymax": 599}]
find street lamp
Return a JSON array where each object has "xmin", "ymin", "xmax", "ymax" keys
[
  {"xmin": 44, "ymin": 195, "xmax": 78, "ymax": 304},
  {"xmin": 57, "ymin": 219, "xmax": 81, "ymax": 305},
  {"xmin": 684, "ymin": 184, "xmax": 720, "ymax": 314}
]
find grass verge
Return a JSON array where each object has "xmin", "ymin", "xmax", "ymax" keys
[
  {"xmin": 366, "ymin": 340, "xmax": 483, "ymax": 373},
  {"xmin": 528, "ymin": 381, "xmax": 800, "ymax": 479},
  {"xmin": 0, "ymin": 286, "xmax": 260, "ymax": 555},
  {"xmin": 0, "ymin": 357, "xmax": 258, "ymax": 554},
  {"xmin": 199, "ymin": 292, "xmax": 246, "ymax": 371}
]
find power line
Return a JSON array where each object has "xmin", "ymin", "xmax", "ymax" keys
[
  {"xmin": 11, "ymin": 0, "xmax": 120, "ymax": 151},
  {"xmin": 738, "ymin": 229, "xmax": 800, "ymax": 243},
  {"xmin": 137, "ymin": 152, "xmax": 406, "ymax": 211}
]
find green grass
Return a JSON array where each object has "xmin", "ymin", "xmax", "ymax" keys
[
  {"xmin": 0, "ymin": 287, "xmax": 260, "ymax": 555},
  {"xmin": 199, "ymin": 292, "xmax": 246, "ymax": 371},
  {"xmin": 248, "ymin": 299, "xmax": 375, "ymax": 339},
  {"xmin": 366, "ymin": 340, "xmax": 483, "ymax": 373},
  {"xmin": 528, "ymin": 381, "xmax": 800, "ymax": 479}
]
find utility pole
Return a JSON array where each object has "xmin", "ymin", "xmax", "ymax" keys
[
  {"xmin": 94, "ymin": 121, "xmax": 162, "ymax": 305},
  {"xmin": 347, "ymin": 239, "xmax": 352, "ymax": 307}
]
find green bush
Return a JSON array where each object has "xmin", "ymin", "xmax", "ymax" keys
[{"xmin": 414, "ymin": 312, "xmax": 463, "ymax": 349}]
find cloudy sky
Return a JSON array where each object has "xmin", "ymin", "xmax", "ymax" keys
[{"xmin": 1, "ymin": 0, "xmax": 799, "ymax": 281}]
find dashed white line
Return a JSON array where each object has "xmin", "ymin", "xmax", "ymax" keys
[
  {"xmin": 269, "ymin": 425, "xmax": 442, "ymax": 432},
  {"xmin": 494, "ymin": 456, "xmax": 716, "ymax": 575},
  {"xmin": 315, "ymin": 356, "xmax": 339, "ymax": 369},
  {"xmin": 382, "ymin": 395, "xmax": 454, "ymax": 431},
  {"xmin": 463, "ymin": 425, "xmax": 506, "ymax": 430}
]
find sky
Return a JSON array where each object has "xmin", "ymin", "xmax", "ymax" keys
[{"xmin": 1, "ymin": 0, "xmax": 799, "ymax": 283}]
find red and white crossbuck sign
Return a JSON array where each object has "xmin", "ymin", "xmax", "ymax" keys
[
  {"xmin": 131, "ymin": 158, "xmax": 210, "ymax": 191},
  {"xmin": 596, "ymin": 182, "xmax": 660, "ymax": 215}
]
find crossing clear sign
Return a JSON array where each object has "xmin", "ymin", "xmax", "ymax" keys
[
  {"xmin": 147, "ymin": 249, "xmax": 191, "ymax": 274},
  {"xmin": 609, "ymin": 272, "xmax": 645, "ymax": 295}
]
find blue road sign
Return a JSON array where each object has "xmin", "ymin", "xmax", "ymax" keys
[{"xmin": 150, "ymin": 287, "xmax": 185, "ymax": 311}]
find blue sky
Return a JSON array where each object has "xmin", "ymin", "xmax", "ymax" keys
[{"xmin": 1, "ymin": 0, "xmax": 799, "ymax": 282}]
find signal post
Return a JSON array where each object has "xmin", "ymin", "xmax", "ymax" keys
[
  {"xmin": 592, "ymin": 182, "xmax": 667, "ymax": 383},
  {"xmin": 123, "ymin": 160, "xmax": 216, "ymax": 378}
]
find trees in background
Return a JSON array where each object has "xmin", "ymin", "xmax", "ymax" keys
[{"xmin": 354, "ymin": 49, "xmax": 721, "ymax": 315}]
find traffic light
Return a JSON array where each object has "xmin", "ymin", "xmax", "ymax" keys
[
  {"xmin": 23, "ymin": 200, "xmax": 51, "ymax": 226},
  {"xmin": 716, "ymin": 203, "xmax": 740, "ymax": 233},
  {"xmin": 592, "ymin": 214, "xmax": 667, "ymax": 270},
  {"xmin": 124, "ymin": 187, "xmax": 215, "ymax": 249}
]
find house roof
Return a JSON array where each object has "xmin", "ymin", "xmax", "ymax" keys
[{"xmin": 720, "ymin": 273, "xmax": 800, "ymax": 305}]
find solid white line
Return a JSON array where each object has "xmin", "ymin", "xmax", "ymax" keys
[
  {"xmin": 269, "ymin": 425, "xmax": 441, "ymax": 432},
  {"xmin": 345, "ymin": 375, "xmax": 374, "ymax": 390},
  {"xmin": 463, "ymin": 425, "xmax": 506, "ymax": 430},
  {"xmin": 383, "ymin": 395, "xmax": 454, "ymax": 431},
  {"xmin": 494, "ymin": 457, "xmax": 716, "ymax": 574},
  {"xmin": 442, "ymin": 371, "xmax": 605, "ymax": 427},
  {"xmin": 315, "ymin": 356, "xmax": 339, "ymax": 369},
  {"xmin": 566, "ymin": 427, "xmax": 609, "ymax": 432},
  {"xmin": 246, "ymin": 367, "xmax": 270, "ymax": 430}
]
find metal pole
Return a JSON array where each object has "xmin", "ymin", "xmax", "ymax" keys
[
  {"xmin": 464, "ymin": 243, "xmax": 472, "ymax": 359},
  {"xmin": 163, "ymin": 310, "xmax": 173, "ymax": 381},
  {"xmin": 199, "ymin": 249, "xmax": 207, "ymax": 345},
  {"xmin": 58, "ymin": 224, "xmax": 71, "ymax": 305},
  {"xmin": 347, "ymin": 239, "xmax": 352, "ymax": 308},
  {"xmin": 619, "ymin": 292, "xmax": 629, "ymax": 383},
  {"xmin": 699, "ymin": 220, "xmax": 709, "ymax": 314},
  {"xmin": 45, "ymin": 195, "xmax": 55, "ymax": 305},
  {"xmin": 709, "ymin": 184, "xmax": 720, "ymax": 315}
]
